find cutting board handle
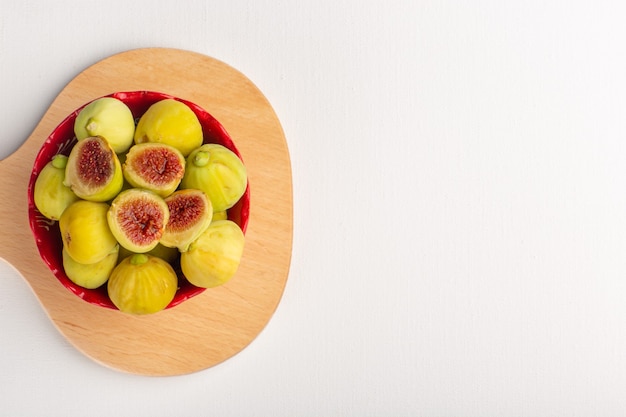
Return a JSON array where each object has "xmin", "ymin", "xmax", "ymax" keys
[{"xmin": 0, "ymin": 118, "xmax": 46, "ymax": 265}]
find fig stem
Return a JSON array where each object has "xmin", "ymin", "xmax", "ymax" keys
[
  {"xmin": 51, "ymin": 154, "xmax": 68, "ymax": 169},
  {"xmin": 86, "ymin": 119, "xmax": 98, "ymax": 135},
  {"xmin": 130, "ymin": 253, "xmax": 149, "ymax": 265},
  {"xmin": 193, "ymin": 151, "xmax": 210, "ymax": 167}
]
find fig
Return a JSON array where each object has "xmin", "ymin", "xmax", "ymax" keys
[
  {"xmin": 122, "ymin": 143, "xmax": 185, "ymax": 197},
  {"xmin": 161, "ymin": 189, "xmax": 213, "ymax": 252},
  {"xmin": 180, "ymin": 144, "xmax": 247, "ymax": 212},
  {"xmin": 74, "ymin": 97, "xmax": 136, "ymax": 154},
  {"xmin": 107, "ymin": 189, "xmax": 170, "ymax": 253},
  {"xmin": 33, "ymin": 154, "xmax": 80, "ymax": 220},
  {"xmin": 107, "ymin": 253, "xmax": 178, "ymax": 315},
  {"xmin": 64, "ymin": 136, "xmax": 124, "ymax": 202},
  {"xmin": 181, "ymin": 220, "xmax": 245, "ymax": 288},
  {"xmin": 212, "ymin": 210, "xmax": 228, "ymax": 222},
  {"xmin": 118, "ymin": 243, "xmax": 179, "ymax": 265},
  {"xmin": 63, "ymin": 245, "xmax": 119, "ymax": 289},
  {"xmin": 59, "ymin": 200, "xmax": 118, "ymax": 265},
  {"xmin": 134, "ymin": 99, "xmax": 203, "ymax": 157}
]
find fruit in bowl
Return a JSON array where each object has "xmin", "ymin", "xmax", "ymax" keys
[{"xmin": 28, "ymin": 91, "xmax": 250, "ymax": 314}]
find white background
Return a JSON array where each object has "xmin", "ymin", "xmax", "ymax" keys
[{"xmin": 2, "ymin": 1, "xmax": 626, "ymax": 415}]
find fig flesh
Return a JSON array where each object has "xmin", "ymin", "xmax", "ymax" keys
[
  {"xmin": 74, "ymin": 97, "xmax": 135, "ymax": 154},
  {"xmin": 134, "ymin": 99, "xmax": 203, "ymax": 157},
  {"xmin": 122, "ymin": 143, "xmax": 185, "ymax": 197},
  {"xmin": 107, "ymin": 253, "xmax": 178, "ymax": 315},
  {"xmin": 59, "ymin": 200, "xmax": 118, "ymax": 265},
  {"xmin": 107, "ymin": 189, "xmax": 170, "ymax": 253},
  {"xmin": 64, "ymin": 136, "xmax": 124, "ymax": 202},
  {"xmin": 63, "ymin": 245, "xmax": 119, "ymax": 289},
  {"xmin": 161, "ymin": 189, "xmax": 213, "ymax": 252},
  {"xmin": 33, "ymin": 154, "xmax": 79, "ymax": 220},
  {"xmin": 181, "ymin": 220, "xmax": 245, "ymax": 288},
  {"xmin": 180, "ymin": 144, "xmax": 247, "ymax": 212}
]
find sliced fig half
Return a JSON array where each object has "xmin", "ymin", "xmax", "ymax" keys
[
  {"xmin": 64, "ymin": 136, "xmax": 124, "ymax": 202},
  {"xmin": 107, "ymin": 188, "xmax": 170, "ymax": 253},
  {"xmin": 160, "ymin": 189, "xmax": 213, "ymax": 252},
  {"xmin": 122, "ymin": 143, "xmax": 186, "ymax": 197}
]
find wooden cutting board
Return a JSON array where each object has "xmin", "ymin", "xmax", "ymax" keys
[{"xmin": 0, "ymin": 48, "xmax": 292, "ymax": 376}]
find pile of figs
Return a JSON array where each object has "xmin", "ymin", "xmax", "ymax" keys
[{"xmin": 32, "ymin": 95, "xmax": 248, "ymax": 315}]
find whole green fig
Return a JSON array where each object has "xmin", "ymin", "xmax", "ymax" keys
[
  {"xmin": 74, "ymin": 97, "xmax": 135, "ymax": 154},
  {"xmin": 180, "ymin": 144, "xmax": 247, "ymax": 212},
  {"xmin": 33, "ymin": 155, "xmax": 79, "ymax": 220}
]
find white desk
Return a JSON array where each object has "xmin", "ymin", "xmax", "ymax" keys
[{"xmin": 2, "ymin": 1, "xmax": 626, "ymax": 415}]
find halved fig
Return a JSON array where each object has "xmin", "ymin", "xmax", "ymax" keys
[
  {"xmin": 64, "ymin": 136, "xmax": 124, "ymax": 202},
  {"xmin": 160, "ymin": 189, "xmax": 213, "ymax": 252},
  {"xmin": 212, "ymin": 210, "xmax": 228, "ymax": 222},
  {"xmin": 134, "ymin": 99, "xmax": 203, "ymax": 157},
  {"xmin": 107, "ymin": 189, "xmax": 170, "ymax": 253},
  {"xmin": 60, "ymin": 200, "xmax": 118, "ymax": 265},
  {"xmin": 74, "ymin": 97, "xmax": 135, "ymax": 154},
  {"xmin": 122, "ymin": 143, "xmax": 185, "ymax": 197},
  {"xmin": 117, "ymin": 243, "xmax": 179, "ymax": 265},
  {"xmin": 107, "ymin": 253, "xmax": 178, "ymax": 315}
]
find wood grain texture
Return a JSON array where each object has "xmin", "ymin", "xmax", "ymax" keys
[{"xmin": 0, "ymin": 48, "xmax": 292, "ymax": 376}]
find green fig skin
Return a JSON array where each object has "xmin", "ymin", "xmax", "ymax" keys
[
  {"xmin": 211, "ymin": 210, "xmax": 228, "ymax": 222},
  {"xmin": 122, "ymin": 142, "xmax": 185, "ymax": 198},
  {"xmin": 107, "ymin": 189, "xmax": 170, "ymax": 254},
  {"xmin": 74, "ymin": 97, "xmax": 135, "ymax": 154},
  {"xmin": 117, "ymin": 243, "xmax": 179, "ymax": 265},
  {"xmin": 160, "ymin": 189, "xmax": 213, "ymax": 252},
  {"xmin": 64, "ymin": 136, "xmax": 124, "ymax": 202},
  {"xmin": 180, "ymin": 220, "xmax": 245, "ymax": 288},
  {"xmin": 59, "ymin": 200, "xmax": 118, "ymax": 265},
  {"xmin": 180, "ymin": 144, "xmax": 247, "ymax": 212},
  {"xmin": 33, "ymin": 155, "xmax": 80, "ymax": 220},
  {"xmin": 63, "ymin": 245, "xmax": 119, "ymax": 289},
  {"xmin": 133, "ymin": 99, "xmax": 203, "ymax": 157},
  {"xmin": 107, "ymin": 254, "xmax": 178, "ymax": 315}
]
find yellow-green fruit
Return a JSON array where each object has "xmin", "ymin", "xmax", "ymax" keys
[
  {"xmin": 134, "ymin": 99, "xmax": 203, "ymax": 157},
  {"xmin": 148, "ymin": 243, "xmax": 180, "ymax": 264},
  {"xmin": 107, "ymin": 189, "xmax": 170, "ymax": 253},
  {"xmin": 122, "ymin": 142, "xmax": 186, "ymax": 197},
  {"xmin": 180, "ymin": 220, "xmax": 245, "ymax": 288},
  {"xmin": 160, "ymin": 189, "xmax": 213, "ymax": 252},
  {"xmin": 108, "ymin": 254, "xmax": 178, "ymax": 315},
  {"xmin": 59, "ymin": 200, "xmax": 118, "ymax": 264},
  {"xmin": 212, "ymin": 210, "xmax": 227, "ymax": 222},
  {"xmin": 180, "ymin": 144, "xmax": 247, "ymax": 212},
  {"xmin": 63, "ymin": 245, "xmax": 119, "ymax": 289},
  {"xmin": 117, "ymin": 243, "xmax": 179, "ymax": 265},
  {"xmin": 74, "ymin": 97, "xmax": 135, "ymax": 154},
  {"xmin": 33, "ymin": 155, "xmax": 80, "ymax": 220},
  {"xmin": 64, "ymin": 136, "xmax": 124, "ymax": 202}
]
